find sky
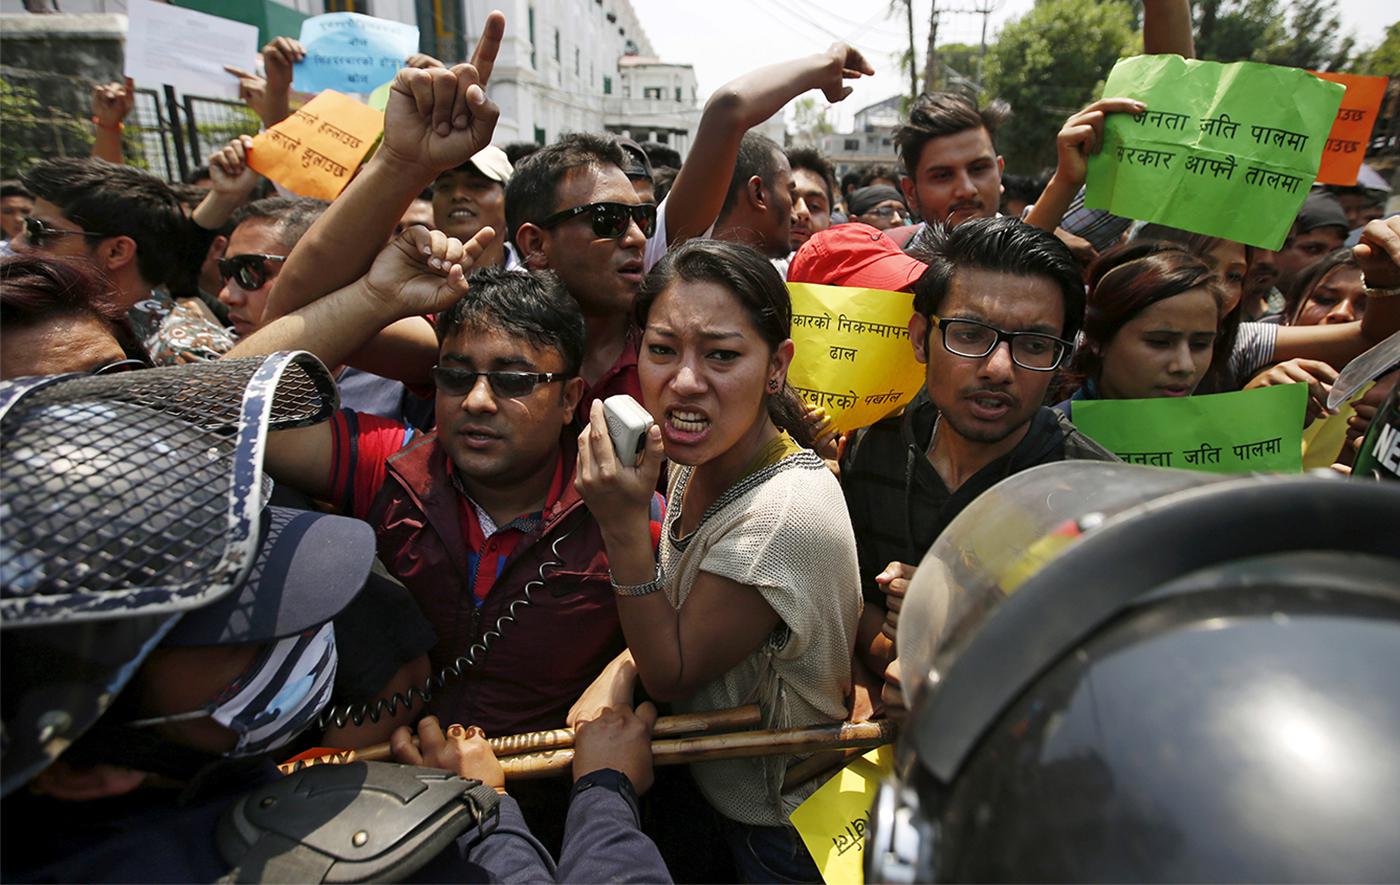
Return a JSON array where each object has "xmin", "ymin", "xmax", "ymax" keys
[{"xmin": 629, "ymin": 0, "xmax": 1396, "ymax": 133}]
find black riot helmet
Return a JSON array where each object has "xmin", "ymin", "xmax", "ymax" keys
[{"xmin": 868, "ymin": 462, "xmax": 1400, "ymax": 883}]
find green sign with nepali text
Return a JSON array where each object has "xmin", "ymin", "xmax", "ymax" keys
[
  {"xmin": 1071, "ymin": 384, "xmax": 1307, "ymax": 474},
  {"xmin": 1085, "ymin": 55, "xmax": 1345, "ymax": 250}
]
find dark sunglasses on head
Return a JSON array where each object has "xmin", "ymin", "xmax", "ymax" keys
[
  {"xmin": 218, "ymin": 253, "xmax": 287, "ymax": 291},
  {"xmin": 430, "ymin": 366, "xmax": 567, "ymax": 398},
  {"xmin": 91, "ymin": 358, "xmax": 148, "ymax": 376},
  {"xmin": 21, "ymin": 215, "xmax": 112, "ymax": 248},
  {"xmin": 540, "ymin": 201, "xmax": 657, "ymax": 239}
]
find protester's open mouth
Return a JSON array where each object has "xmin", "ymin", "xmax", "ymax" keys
[
  {"xmin": 458, "ymin": 425, "xmax": 502, "ymax": 449},
  {"xmin": 966, "ymin": 392, "xmax": 1012, "ymax": 420},
  {"xmin": 448, "ymin": 207, "xmax": 477, "ymax": 220},
  {"xmin": 664, "ymin": 408, "xmax": 710, "ymax": 444},
  {"xmin": 617, "ymin": 260, "xmax": 644, "ymax": 283}
]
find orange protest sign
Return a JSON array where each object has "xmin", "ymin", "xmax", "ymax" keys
[
  {"xmin": 1311, "ymin": 71, "xmax": 1388, "ymax": 186},
  {"xmin": 248, "ymin": 90, "xmax": 383, "ymax": 200}
]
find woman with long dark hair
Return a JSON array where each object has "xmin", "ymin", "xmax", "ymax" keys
[{"xmin": 574, "ymin": 239, "xmax": 861, "ymax": 882}]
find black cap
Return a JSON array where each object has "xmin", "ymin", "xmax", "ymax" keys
[
  {"xmin": 1295, "ymin": 192, "xmax": 1349, "ymax": 235},
  {"xmin": 848, "ymin": 184, "xmax": 906, "ymax": 216},
  {"xmin": 617, "ymin": 137, "xmax": 654, "ymax": 182}
]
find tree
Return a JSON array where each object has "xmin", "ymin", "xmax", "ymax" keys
[
  {"xmin": 926, "ymin": 43, "xmax": 982, "ymax": 93},
  {"xmin": 1358, "ymin": 21, "xmax": 1400, "ymax": 78},
  {"xmin": 1194, "ymin": 0, "xmax": 1355, "ymax": 70},
  {"xmin": 984, "ymin": 0, "xmax": 1137, "ymax": 173},
  {"xmin": 790, "ymin": 96, "xmax": 834, "ymax": 147}
]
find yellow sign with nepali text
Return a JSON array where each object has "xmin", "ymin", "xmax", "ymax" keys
[
  {"xmin": 248, "ymin": 90, "xmax": 383, "ymax": 201},
  {"xmin": 786, "ymin": 283, "xmax": 924, "ymax": 435},
  {"xmin": 790, "ymin": 745, "xmax": 894, "ymax": 885}
]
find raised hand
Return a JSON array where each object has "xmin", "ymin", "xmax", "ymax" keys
[
  {"xmin": 363, "ymin": 224, "xmax": 495, "ymax": 317},
  {"xmin": 261, "ymin": 37, "xmax": 305, "ymax": 98},
  {"xmin": 1354, "ymin": 215, "xmax": 1400, "ymax": 290},
  {"xmin": 207, "ymin": 135, "xmax": 261, "ymax": 201},
  {"xmin": 876, "ymin": 561, "xmax": 917, "ymax": 644},
  {"xmin": 1053, "ymin": 97, "xmax": 1147, "ymax": 188},
  {"xmin": 380, "ymin": 11, "xmax": 503, "ymax": 177},
  {"xmin": 818, "ymin": 43, "xmax": 874, "ymax": 104},
  {"xmin": 575, "ymin": 399, "xmax": 666, "ymax": 538},
  {"xmin": 404, "ymin": 52, "xmax": 447, "ymax": 70},
  {"xmin": 91, "ymin": 77, "xmax": 135, "ymax": 129}
]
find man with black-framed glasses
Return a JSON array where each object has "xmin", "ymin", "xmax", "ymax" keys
[{"xmin": 840, "ymin": 217, "xmax": 1116, "ymax": 696}]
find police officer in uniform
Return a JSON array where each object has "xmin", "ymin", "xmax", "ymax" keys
[{"xmin": 866, "ymin": 462, "xmax": 1400, "ymax": 882}]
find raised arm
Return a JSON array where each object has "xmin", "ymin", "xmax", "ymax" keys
[
  {"xmin": 224, "ymin": 38, "xmax": 305, "ymax": 130},
  {"xmin": 191, "ymin": 136, "xmax": 262, "ymax": 231},
  {"xmin": 663, "ymin": 45, "xmax": 873, "ymax": 245},
  {"xmin": 227, "ymin": 225, "xmax": 489, "ymax": 498},
  {"xmin": 1142, "ymin": 0, "xmax": 1195, "ymax": 58},
  {"xmin": 263, "ymin": 14, "xmax": 504, "ymax": 327},
  {"xmin": 90, "ymin": 78, "xmax": 135, "ymax": 165}
]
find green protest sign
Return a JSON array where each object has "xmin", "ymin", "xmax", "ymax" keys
[
  {"xmin": 1085, "ymin": 55, "xmax": 1345, "ymax": 250},
  {"xmin": 1071, "ymin": 383, "xmax": 1307, "ymax": 474}
]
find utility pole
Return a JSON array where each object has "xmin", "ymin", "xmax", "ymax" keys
[
  {"xmin": 904, "ymin": 0, "xmax": 918, "ymax": 102},
  {"xmin": 976, "ymin": 1, "xmax": 992, "ymax": 87},
  {"xmin": 923, "ymin": 2, "xmax": 940, "ymax": 95}
]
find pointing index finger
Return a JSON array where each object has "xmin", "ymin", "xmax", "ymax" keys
[{"xmin": 468, "ymin": 10, "xmax": 505, "ymax": 90}]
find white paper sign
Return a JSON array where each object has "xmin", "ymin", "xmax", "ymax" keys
[{"xmin": 124, "ymin": 0, "xmax": 259, "ymax": 99}]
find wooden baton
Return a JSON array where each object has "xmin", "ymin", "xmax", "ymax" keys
[
  {"xmin": 277, "ymin": 704, "xmax": 763, "ymax": 775},
  {"xmin": 499, "ymin": 719, "xmax": 896, "ymax": 781}
]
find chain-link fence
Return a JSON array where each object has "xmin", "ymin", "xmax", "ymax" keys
[{"xmin": 1, "ymin": 65, "xmax": 260, "ymax": 184}]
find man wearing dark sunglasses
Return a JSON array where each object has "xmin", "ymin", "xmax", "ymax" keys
[
  {"xmin": 507, "ymin": 133, "xmax": 652, "ymax": 421},
  {"xmin": 216, "ymin": 197, "xmax": 325, "ymax": 338},
  {"xmin": 16, "ymin": 158, "xmax": 235, "ymax": 365}
]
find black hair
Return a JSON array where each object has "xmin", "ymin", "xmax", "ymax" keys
[
  {"xmin": 640, "ymin": 142, "xmax": 681, "ymax": 170},
  {"xmin": 504, "ymin": 132, "xmax": 627, "ymax": 248},
  {"xmin": 910, "ymin": 216, "xmax": 1085, "ymax": 341},
  {"xmin": 894, "ymin": 92, "xmax": 1009, "ymax": 179},
  {"xmin": 503, "ymin": 141, "xmax": 543, "ymax": 165},
  {"xmin": 719, "ymin": 131, "xmax": 786, "ymax": 220},
  {"xmin": 0, "ymin": 253, "xmax": 126, "ymax": 328},
  {"xmin": 228, "ymin": 197, "xmax": 329, "ymax": 251},
  {"xmin": 786, "ymin": 147, "xmax": 835, "ymax": 208},
  {"xmin": 999, "ymin": 173, "xmax": 1041, "ymax": 209},
  {"xmin": 1285, "ymin": 247, "xmax": 1360, "ymax": 324},
  {"xmin": 184, "ymin": 165, "xmax": 212, "ymax": 185},
  {"xmin": 652, "ymin": 166, "xmax": 679, "ymax": 203},
  {"xmin": 20, "ymin": 158, "xmax": 187, "ymax": 287},
  {"xmin": 840, "ymin": 170, "xmax": 861, "ymax": 197},
  {"xmin": 635, "ymin": 239, "xmax": 816, "ymax": 449},
  {"xmin": 858, "ymin": 163, "xmax": 900, "ymax": 187},
  {"xmin": 1, "ymin": 180, "xmax": 34, "ymax": 201},
  {"xmin": 436, "ymin": 267, "xmax": 585, "ymax": 377}
]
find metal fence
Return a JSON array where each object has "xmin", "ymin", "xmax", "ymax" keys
[{"xmin": 1, "ymin": 66, "xmax": 260, "ymax": 184}]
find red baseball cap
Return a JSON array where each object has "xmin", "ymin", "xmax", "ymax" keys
[{"xmin": 787, "ymin": 223, "xmax": 928, "ymax": 292}]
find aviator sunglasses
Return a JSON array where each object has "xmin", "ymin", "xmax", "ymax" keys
[
  {"xmin": 539, "ymin": 201, "xmax": 657, "ymax": 239},
  {"xmin": 430, "ymin": 366, "xmax": 567, "ymax": 399},
  {"xmin": 218, "ymin": 253, "xmax": 286, "ymax": 291},
  {"xmin": 21, "ymin": 216, "xmax": 113, "ymax": 248}
]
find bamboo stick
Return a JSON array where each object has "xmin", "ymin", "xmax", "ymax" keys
[
  {"xmin": 499, "ymin": 720, "xmax": 896, "ymax": 781},
  {"xmin": 278, "ymin": 704, "xmax": 763, "ymax": 775}
]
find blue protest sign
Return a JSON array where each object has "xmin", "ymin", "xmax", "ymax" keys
[{"xmin": 293, "ymin": 12, "xmax": 419, "ymax": 95}]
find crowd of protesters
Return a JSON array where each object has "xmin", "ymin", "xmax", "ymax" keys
[{"xmin": 2, "ymin": 0, "xmax": 1399, "ymax": 881}]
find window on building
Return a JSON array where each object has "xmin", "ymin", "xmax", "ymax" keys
[
  {"xmin": 844, "ymin": 138, "xmax": 860, "ymax": 151},
  {"xmin": 674, "ymin": 87, "xmax": 681, "ymax": 102},
  {"xmin": 554, "ymin": 29, "xmax": 561, "ymax": 62},
  {"xmin": 604, "ymin": 75, "xmax": 612, "ymax": 95},
  {"xmin": 325, "ymin": 0, "xmax": 367, "ymax": 11},
  {"xmin": 644, "ymin": 87, "xmax": 663, "ymax": 100},
  {"xmin": 882, "ymin": 137, "xmax": 892, "ymax": 146},
  {"xmin": 534, "ymin": 126, "xmax": 547, "ymax": 146},
  {"xmin": 528, "ymin": 7, "xmax": 536, "ymax": 68},
  {"xmin": 656, "ymin": 132, "xmax": 669, "ymax": 144},
  {"xmin": 575, "ymin": 48, "xmax": 580, "ymax": 77},
  {"xmin": 413, "ymin": 0, "xmax": 465, "ymax": 68}
]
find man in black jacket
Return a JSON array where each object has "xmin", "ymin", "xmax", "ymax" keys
[{"xmin": 842, "ymin": 217, "xmax": 1115, "ymax": 679}]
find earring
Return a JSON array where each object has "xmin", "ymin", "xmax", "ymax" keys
[{"xmin": 768, "ymin": 378, "xmax": 780, "ymax": 392}]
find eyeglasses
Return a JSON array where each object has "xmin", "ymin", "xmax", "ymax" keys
[
  {"xmin": 930, "ymin": 315, "xmax": 1072, "ymax": 371},
  {"xmin": 430, "ymin": 366, "xmax": 567, "ymax": 398},
  {"xmin": 21, "ymin": 215, "xmax": 113, "ymax": 248},
  {"xmin": 218, "ymin": 253, "xmax": 286, "ymax": 291},
  {"xmin": 539, "ymin": 201, "xmax": 657, "ymax": 239},
  {"xmin": 864, "ymin": 206, "xmax": 907, "ymax": 220}
]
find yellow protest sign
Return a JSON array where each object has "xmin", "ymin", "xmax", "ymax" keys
[
  {"xmin": 786, "ymin": 283, "xmax": 924, "ymax": 434},
  {"xmin": 248, "ymin": 90, "xmax": 383, "ymax": 201},
  {"xmin": 1301, "ymin": 380, "xmax": 1372, "ymax": 470},
  {"xmin": 790, "ymin": 744, "xmax": 894, "ymax": 885}
]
